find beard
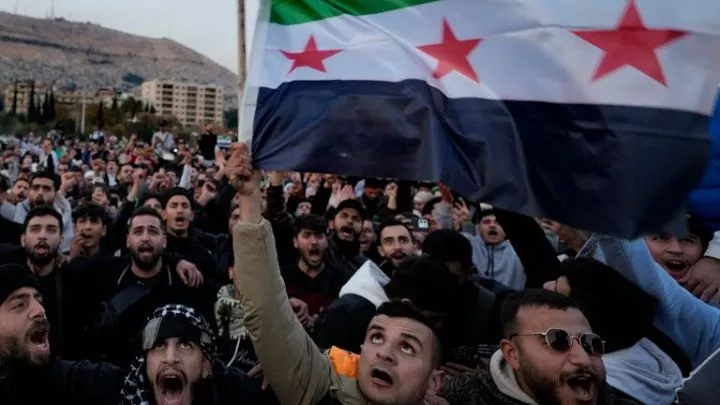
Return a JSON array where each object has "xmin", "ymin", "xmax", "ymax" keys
[
  {"xmin": 26, "ymin": 244, "xmax": 58, "ymax": 267},
  {"xmin": 0, "ymin": 327, "xmax": 50, "ymax": 368},
  {"xmin": 29, "ymin": 197, "xmax": 48, "ymax": 209},
  {"xmin": 130, "ymin": 246, "xmax": 163, "ymax": 270},
  {"xmin": 518, "ymin": 354, "xmax": 563, "ymax": 405},
  {"xmin": 0, "ymin": 335, "xmax": 32, "ymax": 364}
]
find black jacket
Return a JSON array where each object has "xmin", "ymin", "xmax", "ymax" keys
[
  {"xmin": 0, "ymin": 358, "xmax": 123, "ymax": 405},
  {"xmin": 313, "ymin": 293, "xmax": 376, "ymax": 353}
]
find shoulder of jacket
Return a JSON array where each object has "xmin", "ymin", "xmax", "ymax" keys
[{"xmin": 327, "ymin": 346, "xmax": 359, "ymax": 378}]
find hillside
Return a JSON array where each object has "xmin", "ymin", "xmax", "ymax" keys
[{"xmin": 0, "ymin": 12, "xmax": 239, "ymax": 105}]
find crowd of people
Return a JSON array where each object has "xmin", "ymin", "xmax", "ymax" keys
[{"xmin": 0, "ymin": 124, "xmax": 719, "ymax": 405}]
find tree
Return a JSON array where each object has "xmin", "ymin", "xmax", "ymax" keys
[
  {"xmin": 111, "ymin": 96, "xmax": 118, "ymax": 110},
  {"xmin": 224, "ymin": 109, "xmax": 238, "ymax": 129},
  {"xmin": 144, "ymin": 103, "xmax": 150, "ymax": 113},
  {"xmin": 10, "ymin": 81, "xmax": 17, "ymax": 115},
  {"xmin": 96, "ymin": 102, "xmax": 104, "ymax": 129},
  {"xmin": 37, "ymin": 100, "xmax": 44, "ymax": 125},
  {"xmin": 149, "ymin": 105, "xmax": 156, "ymax": 114},
  {"xmin": 27, "ymin": 81, "xmax": 36, "ymax": 122},
  {"xmin": 41, "ymin": 91, "xmax": 50, "ymax": 123},
  {"xmin": 48, "ymin": 89, "xmax": 56, "ymax": 121}
]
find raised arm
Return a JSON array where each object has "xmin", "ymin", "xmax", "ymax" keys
[{"xmin": 229, "ymin": 144, "xmax": 332, "ymax": 405}]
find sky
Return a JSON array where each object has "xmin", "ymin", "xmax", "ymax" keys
[{"xmin": 0, "ymin": 0, "xmax": 259, "ymax": 74}]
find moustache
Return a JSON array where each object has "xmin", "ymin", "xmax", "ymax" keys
[
  {"xmin": 33, "ymin": 242, "xmax": 50, "ymax": 250},
  {"xmin": 340, "ymin": 226, "xmax": 355, "ymax": 234},
  {"xmin": 27, "ymin": 319, "xmax": 50, "ymax": 336}
]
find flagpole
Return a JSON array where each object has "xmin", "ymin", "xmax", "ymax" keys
[{"xmin": 237, "ymin": 0, "xmax": 246, "ymax": 140}]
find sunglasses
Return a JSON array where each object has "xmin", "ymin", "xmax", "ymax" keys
[{"xmin": 510, "ymin": 328, "xmax": 605, "ymax": 357}]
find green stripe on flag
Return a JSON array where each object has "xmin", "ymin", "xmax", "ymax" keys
[{"xmin": 270, "ymin": 0, "xmax": 438, "ymax": 25}]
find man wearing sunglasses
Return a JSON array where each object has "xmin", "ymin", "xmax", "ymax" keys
[{"xmin": 440, "ymin": 289, "xmax": 640, "ymax": 405}]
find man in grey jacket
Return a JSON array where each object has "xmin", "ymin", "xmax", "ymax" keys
[{"xmin": 0, "ymin": 171, "xmax": 73, "ymax": 253}]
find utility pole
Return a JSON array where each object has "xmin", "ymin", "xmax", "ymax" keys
[
  {"xmin": 237, "ymin": 0, "xmax": 247, "ymax": 141},
  {"xmin": 80, "ymin": 86, "xmax": 86, "ymax": 134},
  {"xmin": 237, "ymin": 0, "xmax": 247, "ymax": 94}
]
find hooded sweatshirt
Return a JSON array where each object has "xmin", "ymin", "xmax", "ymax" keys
[
  {"xmin": 593, "ymin": 236, "xmax": 720, "ymax": 403},
  {"xmin": 439, "ymin": 350, "xmax": 630, "ymax": 405},
  {"xmin": 464, "ymin": 234, "xmax": 526, "ymax": 290}
]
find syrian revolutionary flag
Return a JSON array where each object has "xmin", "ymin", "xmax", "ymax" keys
[{"xmin": 241, "ymin": 0, "xmax": 720, "ymax": 237}]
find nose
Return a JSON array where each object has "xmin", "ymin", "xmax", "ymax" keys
[
  {"xmin": 163, "ymin": 344, "xmax": 180, "ymax": 364},
  {"xmin": 667, "ymin": 238, "xmax": 683, "ymax": 254},
  {"xmin": 28, "ymin": 298, "xmax": 46, "ymax": 320},
  {"xmin": 388, "ymin": 239, "xmax": 401, "ymax": 252},
  {"xmin": 567, "ymin": 337, "xmax": 593, "ymax": 367},
  {"xmin": 375, "ymin": 345, "xmax": 397, "ymax": 365}
]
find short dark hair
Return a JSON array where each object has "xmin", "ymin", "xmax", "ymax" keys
[
  {"xmin": 72, "ymin": 202, "xmax": 109, "ymax": 226},
  {"xmin": 139, "ymin": 192, "xmax": 162, "ymax": 207},
  {"xmin": 378, "ymin": 220, "xmax": 414, "ymax": 242},
  {"xmin": 384, "ymin": 255, "xmax": 460, "ymax": 315},
  {"xmin": 13, "ymin": 177, "xmax": 29, "ymax": 186},
  {"xmin": 473, "ymin": 208, "xmax": 496, "ymax": 225},
  {"xmin": 30, "ymin": 171, "xmax": 59, "ymax": 191},
  {"xmin": 293, "ymin": 214, "xmax": 327, "ymax": 237},
  {"xmin": 421, "ymin": 197, "xmax": 442, "ymax": 217},
  {"xmin": 23, "ymin": 205, "xmax": 63, "ymax": 233},
  {"xmin": 422, "ymin": 229, "xmax": 473, "ymax": 270},
  {"xmin": 127, "ymin": 206, "xmax": 165, "ymax": 233},
  {"xmin": 161, "ymin": 187, "xmax": 193, "ymax": 209},
  {"xmin": 375, "ymin": 300, "xmax": 444, "ymax": 368},
  {"xmin": 499, "ymin": 289, "xmax": 580, "ymax": 338}
]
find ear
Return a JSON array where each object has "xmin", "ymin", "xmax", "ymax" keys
[
  {"xmin": 20, "ymin": 234, "xmax": 26, "ymax": 248},
  {"xmin": 161, "ymin": 210, "xmax": 168, "ymax": 221},
  {"xmin": 201, "ymin": 358, "xmax": 212, "ymax": 379},
  {"xmin": 188, "ymin": 210, "xmax": 195, "ymax": 222},
  {"xmin": 500, "ymin": 338, "xmax": 521, "ymax": 371},
  {"xmin": 293, "ymin": 237, "xmax": 299, "ymax": 249},
  {"xmin": 328, "ymin": 219, "xmax": 335, "ymax": 230},
  {"xmin": 161, "ymin": 233, "xmax": 167, "ymax": 249},
  {"xmin": 101, "ymin": 225, "xmax": 107, "ymax": 237},
  {"xmin": 377, "ymin": 243, "xmax": 386, "ymax": 258},
  {"xmin": 425, "ymin": 369, "xmax": 443, "ymax": 396}
]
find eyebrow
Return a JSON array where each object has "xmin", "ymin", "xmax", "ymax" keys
[
  {"xmin": 367, "ymin": 325, "xmax": 424, "ymax": 349},
  {"xmin": 400, "ymin": 333, "xmax": 424, "ymax": 349}
]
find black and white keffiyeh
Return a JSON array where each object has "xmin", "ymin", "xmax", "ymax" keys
[{"xmin": 119, "ymin": 304, "xmax": 217, "ymax": 405}]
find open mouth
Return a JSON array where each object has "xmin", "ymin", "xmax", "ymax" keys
[
  {"xmin": 390, "ymin": 252, "xmax": 407, "ymax": 262},
  {"xmin": 33, "ymin": 243, "xmax": 50, "ymax": 255},
  {"xmin": 370, "ymin": 368, "xmax": 394, "ymax": 387},
  {"xmin": 307, "ymin": 248, "xmax": 322, "ymax": 260},
  {"xmin": 566, "ymin": 374, "xmax": 596, "ymax": 402},
  {"xmin": 175, "ymin": 217, "xmax": 187, "ymax": 226},
  {"xmin": 339, "ymin": 226, "xmax": 355, "ymax": 239},
  {"xmin": 488, "ymin": 229, "xmax": 498, "ymax": 237},
  {"xmin": 663, "ymin": 259, "xmax": 688, "ymax": 278},
  {"xmin": 27, "ymin": 324, "xmax": 50, "ymax": 350},
  {"xmin": 138, "ymin": 245, "xmax": 154, "ymax": 254},
  {"xmin": 158, "ymin": 374, "xmax": 187, "ymax": 405}
]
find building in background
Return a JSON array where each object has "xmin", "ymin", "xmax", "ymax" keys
[
  {"xmin": 1, "ymin": 82, "xmax": 49, "ymax": 115},
  {"xmin": 140, "ymin": 79, "xmax": 224, "ymax": 128}
]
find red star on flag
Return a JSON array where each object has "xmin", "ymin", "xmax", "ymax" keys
[
  {"xmin": 280, "ymin": 35, "xmax": 343, "ymax": 75},
  {"xmin": 417, "ymin": 18, "xmax": 483, "ymax": 83},
  {"xmin": 572, "ymin": 0, "xmax": 688, "ymax": 86}
]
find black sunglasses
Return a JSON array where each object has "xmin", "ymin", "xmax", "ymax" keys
[{"xmin": 510, "ymin": 328, "xmax": 605, "ymax": 357}]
